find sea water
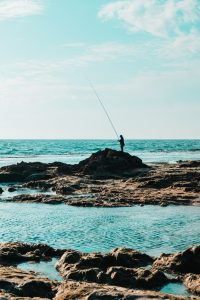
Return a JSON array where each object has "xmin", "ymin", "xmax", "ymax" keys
[
  {"xmin": 0, "ymin": 203, "xmax": 199, "ymax": 256},
  {"xmin": 0, "ymin": 139, "xmax": 200, "ymax": 167}
]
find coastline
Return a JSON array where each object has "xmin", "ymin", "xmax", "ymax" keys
[
  {"xmin": 0, "ymin": 242, "xmax": 199, "ymax": 299},
  {"xmin": 0, "ymin": 149, "xmax": 199, "ymax": 299},
  {"xmin": 0, "ymin": 149, "xmax": 199, "ymax": 207}
]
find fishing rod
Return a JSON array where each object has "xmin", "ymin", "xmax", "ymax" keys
[{"xmin": 88, "ymin": 80, "xmax": 119, "ymax": 140}]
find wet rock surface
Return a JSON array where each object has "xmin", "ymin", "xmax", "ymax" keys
[
  {"xmin": 0, "ymin": 161, "xmax": 72, "ymax": 183},
  {"xmin": 0, "ymin": 150, "xmax": 199, "ymax": 207},
  {"xmin": 6, "ymin": 194, "xmax": 65, "ymax": 205},
  {"xmin": 0, "ymin": 149, "xmax": 148, "ymax": 183},
  {"xmin": 153, "ymin": 245, "xmax": 200, "ymax": 274},
  {"xmin": 55, "ymin": 280, "xmax": 196, "ymax": 300},
  {"xmin": 183, "ymin": 274, "xmax": 200, "ymax": 295},
  {"xmin": 0, "ymin": 242, "xmax": 65, "ymax": 265},
  {"xmin": 0, "ymin": 243, "xmax": 199, "ymax": 299},
  {"xmin": 56, "ymin": 248, "xmax": 169, "ymax": 290},
  {"xmin": 153, "ymin": 245, "xmax": 200, "ymax": 296},
  {"xmin": 0, "ymin": 266, "xmax": 58, "ymax": 299}
]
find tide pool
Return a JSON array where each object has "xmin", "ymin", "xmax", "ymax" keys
[{"xmin": 0, "ymin": 203, "xmax": 199, "ymax": 256}]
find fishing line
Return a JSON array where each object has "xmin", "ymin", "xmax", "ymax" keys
[{"xmin": 87, "ymin": 79, "xmax": 119, "ymax": 140}]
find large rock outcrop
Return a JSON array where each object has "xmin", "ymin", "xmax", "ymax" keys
[
  {"xmin": 74, "ymin": 148, "xmax": 148, "ymax": 177},
  {"xmin": 0, "ymin": 149, "xmax": 148, "ymax": 183},
  {"xmin": 153, "ymin": 245, "xmax": 200, "ymax": 274},
  {"xmin": 56, "ymin": 248, "xmax": 169, "ymax": 289}
]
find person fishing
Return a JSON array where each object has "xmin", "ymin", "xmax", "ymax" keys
[
  {"xmin": 88, "ymin": 80, "xmax": 125, "ymax": 152},
  {"xmin": 119, "ymin": 135, "xmax": 125, "ymax": 152}
]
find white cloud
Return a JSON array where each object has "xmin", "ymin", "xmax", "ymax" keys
[
  {"xmin": 162, "ymin": 28, "xmax": 200, "ymax": 58},
  {"xmin": 98, "ymin": 0, "xmax": 200, "ymax": 38},
  {"xmin": 0, "ymin": 0, "xmax": 43, "ymax": 20}
]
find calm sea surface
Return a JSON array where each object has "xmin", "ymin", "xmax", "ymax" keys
[
  {"xmin": 0, "ymin": 139, "xmax": 200, "ymax": 167},
  {"xmin": 0, "ymin": 203, "xmax": 199, "ymax": 257}
]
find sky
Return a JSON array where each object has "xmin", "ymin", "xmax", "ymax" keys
[{"xmin": 0, "ymin": 0, "xmax": 200, "ymax": 139}]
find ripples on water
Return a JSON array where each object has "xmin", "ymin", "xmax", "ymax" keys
[
  {"xmin": 0, "ymin": 203, "xmax": 199, "ymax": 256},
  {"xmin": 0, "ymin": 139, "xmax": 200, "ymax": 167}
]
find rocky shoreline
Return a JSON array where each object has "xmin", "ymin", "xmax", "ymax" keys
[
  {"xmin": 0, "ymin": 242, "xmax": 199, "ymax": 299},
  {"xmin": 0, "ymin": 148, "xmax": 199, "ymax": 207},
  {"xmin": 0, "ymin": 149, "xmax": 199, "ymax": 298}
]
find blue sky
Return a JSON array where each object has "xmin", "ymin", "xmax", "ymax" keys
[{"xmin": 0, "ymin": 0, "xmax": 200, "ymax": 139}]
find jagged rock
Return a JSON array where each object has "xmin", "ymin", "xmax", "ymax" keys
[
  {"xmin": 0, "ymin": 162, "xmax": 72, "ymax": 183},
  {"xmin": 0, "ymin": 266, "xmax": 58, "ymax": 299},
  {"xmin": 73, "ymin": 148, "xmax": 148, "ymax": 177},
  {"xmin": 18, "ymin": 280, "xmax": 54, "ymax": 298},
  {"xmin": 111, "ymin": 248, "xmax": 154, "ymax": 268},
  {"xmin": 56, "ymin": 248, "xmax": 168, "ymax": 289},
  {"xmin": 55, "ymin": 280, "xmax": 197, "ymax": 300},
  {"xmin": 184, "ymin": 274, "xmax": 200, "ymax": 295},
  {"xmin": 8, "ymin": 187, "xmax": 17, "ymax": 192},
  {"xmin": 153, "ymin": 245, "xmax": 200, "ymax": 274},
  {"xmin": 0, "ymin": 242, "xmax": 65, "ymax": 265},
  {"xmin": 7, "ymin": 194, "xmax": 65, "ymax": 205},
  {"xmin": 0, "ymin": 187, "xmax": 3, "ymax": 194},
  {"xmin": 179, "ymin": 161, "xmax": 200, "ymax": 168}
]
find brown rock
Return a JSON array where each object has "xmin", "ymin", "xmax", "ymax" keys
[
  {"xmin": 0, "ymin": 266, "xmax": 58, "ymax": 299},
  {"xmin": 73, "ymin": 148, "xmax": 149, "ymax": 177},
  {"xmin": 57, "ymin": 248, "xmax": 168, "ymax": 289},
  {"xmin": 184, "ymin": 274, "xmax": 200, "ymax": 295},
  {"xmin": 55, "ymin": 280, "xmax": 197, "ymax": 300},
  {"xmin": 153, "ymin": 245, "xmax": 200, "ymax": 274},
  {"xmin": 0, "ymin": 242, "xmax": 64, "ymax": 265}
]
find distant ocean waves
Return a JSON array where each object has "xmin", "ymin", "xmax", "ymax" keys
[{"xmin": 0, "ymin": 139, "xmax": 200, "ymax": 167}]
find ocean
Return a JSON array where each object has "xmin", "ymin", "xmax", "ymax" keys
[{"xmin": 0, "ymin": 139, "xmax": 200, "ymax": 167}]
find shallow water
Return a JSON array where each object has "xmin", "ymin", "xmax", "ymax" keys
[
  {"xmin": 160, "ymin": 283, "xmax": 191, "ymax": 296},
  {"xmin": 18, "ymin": 258, "xmax": 62, "ymax": 281},
  {"xmin": 0, "ymin": 184, "xmax": 55, "ymax": 200},
  {"xmin": 0, "ymin": 203, "xmax": 199, "ymax": 256},
  {"xmin": 18, "ymin": 260, "xmax": 191, "ymax": 297},
  {"xmin": 0, "ymin": 139, "xmax": 200, "ymax": 167}
]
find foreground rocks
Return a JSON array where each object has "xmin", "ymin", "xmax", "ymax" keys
[
  {"xmin": 55, "ymin": 280, "xmax": 196, "ymax": 300},
  {"xmin": 153, "ymin": 245, "xmax": 200, "ymax": 274},
  {"xmin": 56, "ymin": 248, "xmax": 164, "ymax": 290},
  {"xmin": 153, "ymin": 245, "xmax": 200, "ymax": 295},
  {"xmin": 184, "ymin": 274, "xmax": 200, "ymax": 295},
  {"xmin": 0, "ymin": 242, "xmax": 65, "ymax": 265},
  {"xmin": 0, "ymin": 266, "xmax": 58, "ymax": 299},
  {"xmin": 0, "ymin": 243, "xmax": 199, "ymax": 299}
]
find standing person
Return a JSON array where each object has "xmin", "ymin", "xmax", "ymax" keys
[{"xmin": 119, "ymin": 135, "xmax": 125, "ymax": 152}]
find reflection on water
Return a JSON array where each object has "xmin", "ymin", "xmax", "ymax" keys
[{"xmin": 0, "ymin": 203, "xmax": 199, "ymax": 256}]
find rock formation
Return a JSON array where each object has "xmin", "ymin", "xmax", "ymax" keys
[
  {"xmin": 0, "ymin": 243, "xmax": 199, "ymax": 299},
  {"xmin": 0, "ymin": 242, "xmax": 65, "ymax": 265}
]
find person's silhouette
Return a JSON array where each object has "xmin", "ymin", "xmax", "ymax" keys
[{"xmin": 119, "ymin": 135, "xmax": 125, "ymax": 152}]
